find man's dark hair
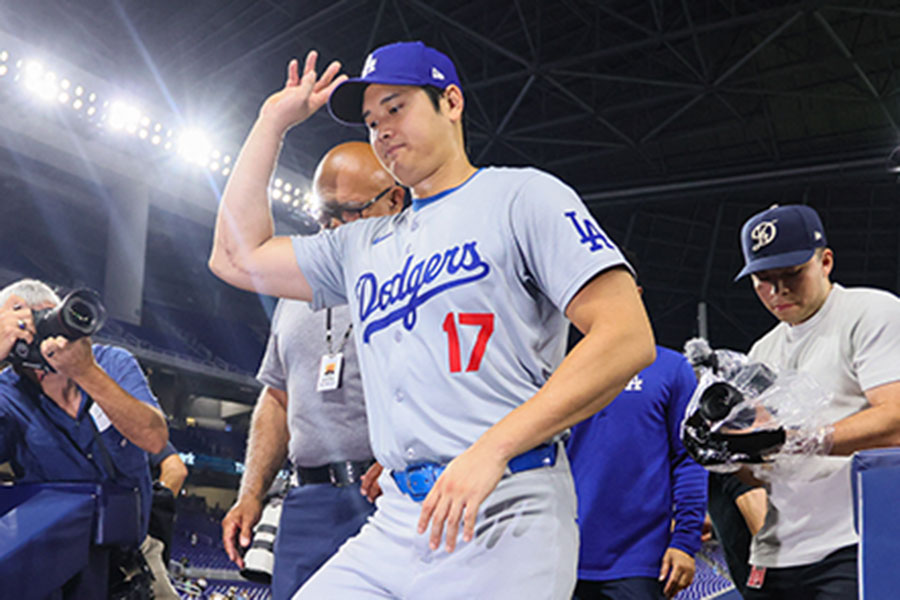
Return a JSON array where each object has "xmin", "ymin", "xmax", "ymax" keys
[{"xmin": 421, "ymin": 85, "xmax": 444, "ymax": 112}]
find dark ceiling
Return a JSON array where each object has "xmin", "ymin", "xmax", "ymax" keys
[{"xmin": 1, "ymin": 0, "xmax": 899, "ymax": 362}]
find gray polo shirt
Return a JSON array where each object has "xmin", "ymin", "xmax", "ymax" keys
[{"xmin": 256, "ymin": 299, "xmax": 372, "ymax": 467}]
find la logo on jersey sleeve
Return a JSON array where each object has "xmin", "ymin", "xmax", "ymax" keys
[{"xmin": 564, "ymin": 211, "xmax": 615, "ymax": 252}]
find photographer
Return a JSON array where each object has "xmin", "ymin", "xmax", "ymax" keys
[{"xmin": 0, "ymin": 279, "xmax": 169, "ymax": 585}]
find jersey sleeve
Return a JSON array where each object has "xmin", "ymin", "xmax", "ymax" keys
[
  {"xmin": 850, "ymin": 290, "xmax": 900, "ymax": 391},
  {"xmin": 665, "ymin": 351, "xmax": 708, "ymax": 556},
  {"xmin": 291, "ymin": 228, "xmax": 350, "ymax": 311},
  {"xmin": 508, "ymin": 170, "xmax": 630, "ymax": 313},
  {"xmin": 256, "ymin": 301, "xmax": 287, "ymax": 391}
]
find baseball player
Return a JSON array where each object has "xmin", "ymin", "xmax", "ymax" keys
[
  {"xmin": 221, "ymin": 141, "xmax": 404, "ymax": 599},
  {"xmin": 733, "ymin": 204, "xmax": 900, "ymax": 597},
  {"xmin": 209, "ymin": 41, "xmax": 655, "ymax": 599}
]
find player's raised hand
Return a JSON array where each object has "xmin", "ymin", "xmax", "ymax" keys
[
  {"xmin": 417, "ymin": 444, "xmax": 507, "ymax": 553},
  {"xmin": 259, "ymin": 50, "xmax": 347, "ymax": 133},
  {"xmin": 222, "ymin": 496, "xmax": 264, "ymax": 569}
]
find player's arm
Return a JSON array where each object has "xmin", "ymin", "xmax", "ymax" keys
[
  {"xmin": 222, "ymin": 386, "xmax": 290, "ymax": 568},
  {"xmin": 42, "ymin": 338, "xmax": 168, "ymax": 453},
  {"xmin": 420, "ymin": 266, "xmax": 656, "ymax": 551},
  {"xmin": 208, "ymin": 51, "xmax": 346, "ymax": 299},
  {"xmin": 826, "ymin": 381, "xmax": 900, "ymax": 455}
]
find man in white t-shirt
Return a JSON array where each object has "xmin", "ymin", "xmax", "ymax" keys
[{"xmin": 734, "ymin": 204, "xmax": 900, "ymax": 598}]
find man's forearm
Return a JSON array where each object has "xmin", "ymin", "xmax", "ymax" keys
[
  {"xmin": 74, "ymin": 365, "xmax": 168, "ymax": 453},
  {"xmin": 209, "ymin": 116, "xmax": 284, "ymax": 284},
  {"xmin": 471, "ymin": 270, "xmax": 655, "ymax": 463},
  {"xmin": 238, "ymin": 388, "xmax": 290, "ymax": 502},
  {"xmin": 830, "ymin": 384, "xmax": 900, "ymax": 455},
  {"xmin": 475, "ymin": 317, "xmax": 654, "ymax": 463}
]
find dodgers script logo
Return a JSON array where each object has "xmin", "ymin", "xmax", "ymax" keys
[
  {"xmin": 355, "ymin": 241, "xmax": 490, "ymax": 342},
  {"xmin": 750, "ymin": 219, "xmax": 778, "ymax": 252}
]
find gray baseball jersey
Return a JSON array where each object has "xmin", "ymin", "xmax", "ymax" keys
[
  {"xmin": 257, "ymin": 299, "xmax": 373, "ymax": 467},
  {"xmin": 292, "ymin": 166, "xmax": 628, "ymax": 470}
]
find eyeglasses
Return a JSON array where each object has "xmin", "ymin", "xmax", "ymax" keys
[{"xmin": 320, "ymin": 185, "xmax": 396, "ymax": 225}]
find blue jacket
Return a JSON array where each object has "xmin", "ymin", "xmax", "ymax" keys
[
  {"xmin": 567, "ymin": 346, "xmax": 708, "ymax": 581},
  {"xmin": 0, "ymin": 344, "xmax": 159, "ymax": 538}
]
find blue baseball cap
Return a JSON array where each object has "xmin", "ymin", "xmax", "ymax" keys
[
  {"xmin": 735, "ymin": 204, "xmax": 827, "ymax": 280},
  {"xmin": 328, "ymin": 41, "xmax": 461, "ymax": 126}
]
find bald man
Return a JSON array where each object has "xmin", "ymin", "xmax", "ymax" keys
[{"xmin": 220, "ymin": 141, "xmax": 404, "ymax": 600}]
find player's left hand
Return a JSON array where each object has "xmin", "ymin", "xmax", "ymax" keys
[
  {"xmin": 417, "ymin": 444, "xmax": 507, "ymax": 553},
  {"xmin": 41, "ymin": 336, "xmax": 97, "ymax": 379},
  {"xmin": 659, "ymin": 547, "xmax": 695, "ymax": 598},
  {"xmin": 360, "ymin": 461, "xmax": 383, "ymax": 502}
]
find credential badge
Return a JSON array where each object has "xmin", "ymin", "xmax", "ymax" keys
[
  {"xmin": 750, "ymin": 219, "xmax": 778, "ymax": 252},
  {"xmin": 362, "ymin": 55, "xmax": 378, "ymax": 78}
]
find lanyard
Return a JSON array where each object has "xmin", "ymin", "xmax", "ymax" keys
[{"xmin": 325, "ymin": 308, "xmax": 353, "ymax": 355}]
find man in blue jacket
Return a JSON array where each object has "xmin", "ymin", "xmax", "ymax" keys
[
  {"xmin": 0, "ymin": 278, "xmax": 169, "ymax": 541},
  {"xmin": 567, "ymin": 266, "xmax": 707, "ymax": 600}
]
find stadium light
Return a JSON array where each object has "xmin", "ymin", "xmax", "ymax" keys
[
  {"xmin": 108, "ymin": 101, "xmax": 141, "ymax": 131},
  {"xmin": 0, "ymin": 38, "xmax": 314, "ymax": 221},
  {"xmin": 177, "ymin": 128, "xmax": 213, "ymax": 165}
]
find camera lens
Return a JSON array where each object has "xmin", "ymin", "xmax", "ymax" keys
[
  {"xmin": 65, "ymin": 300, "xmax": 95, "ymax": 330},
  {"xmin": 699, "ymin": 382, "xmax": 744, "ymax": 422}
]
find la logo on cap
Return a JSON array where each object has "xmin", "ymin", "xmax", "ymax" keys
[
  {"xmin": 431, "ymin": 66, "xmax": 445, "ymax": 81},
  {"xmin": 362, "ymin": 55, "xmax": 377, "ymax": 78},
  {"xmin": 750, "ymin": 219, "xmax": 778, "ymax": 252}
]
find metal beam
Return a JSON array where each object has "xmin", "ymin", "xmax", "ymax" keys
[
  {"xmin": 475, "ymin": 74, "xmax": 535, "ymax": 163},
  {"xmin": 814, "ymin": 10, "xmax": 898, "ymax": 130},
  {"xmin": 713, "ymin": 11, "xmax": 804, "ymax": 86},
  {"xmin": 700, "ymin": 203, "xmax": 725, "ymax": 300},
  {"xmin": 198, "ymin": 1, "xmax": 354, "ymax": 84},
  {"xmin": 465, "ymin": 3, "xmax": 814, "ymax": 92},
  {"xmin": 581, "ymin": 155, "xmax": 889, "ymax": 205}
]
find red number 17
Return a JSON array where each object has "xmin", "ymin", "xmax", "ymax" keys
[{"xmin": 441, "ymin": 312, "xmax": 494, "ymax": 373}]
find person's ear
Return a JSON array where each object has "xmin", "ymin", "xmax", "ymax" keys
[
  {"xmin": 387, "ymin": 186, "xmax": 405, "ymax": 213},
  {"xmin": 442, "ymin": 85, "xmax": 464, "ymax": 122},
  {"xmin": 821, "ymin": 248, "xmax": 834, "ymax": 277}
]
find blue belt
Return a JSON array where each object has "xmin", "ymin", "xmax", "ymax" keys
[{"xmin": 391, "ymin": 442, "xmax": 558, "ymax": 502}]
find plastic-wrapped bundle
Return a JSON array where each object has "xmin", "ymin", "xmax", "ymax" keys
[{"xmin": 681, "ymin": 338, "xmax": 834, "ymax": 482}]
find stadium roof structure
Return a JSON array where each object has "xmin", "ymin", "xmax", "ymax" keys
[{"xmin": 1, "ymin": 0, "xmax": 899, "ymax": 363}]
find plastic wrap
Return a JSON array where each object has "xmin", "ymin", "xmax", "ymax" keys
[{"xmin": 681, "ymin": 338, "xmax": 834, "ymax": 481}]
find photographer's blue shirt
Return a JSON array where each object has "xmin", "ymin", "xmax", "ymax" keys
[
  {"xmin": 566, "ymin": 346, "xmax": 708, "ymax": 581},
  {"xmin": 0, "ymin": 344, "xmax": 158, "ymax": 538}
]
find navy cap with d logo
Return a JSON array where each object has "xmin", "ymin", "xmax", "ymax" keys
[
  {"xmin": 328, "ymin": 41, "xmax": 461, "ymax": 126},
  {"xmin": 735, "ymin": 204, "xmax": 827, "ymax": 280}
]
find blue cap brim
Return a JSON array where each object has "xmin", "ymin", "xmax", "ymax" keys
[
  {"xmin": 328, "ymin": 75, "xmax": 426, "ymax": 126},
  {"xmin": 734, "ymin": 248, "xmax": 816, "ymax": 281}
]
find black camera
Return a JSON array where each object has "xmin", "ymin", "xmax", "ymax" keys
[{"xmin": 7, "ymin": 288, "xmax": 107, "ymax": 371}]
